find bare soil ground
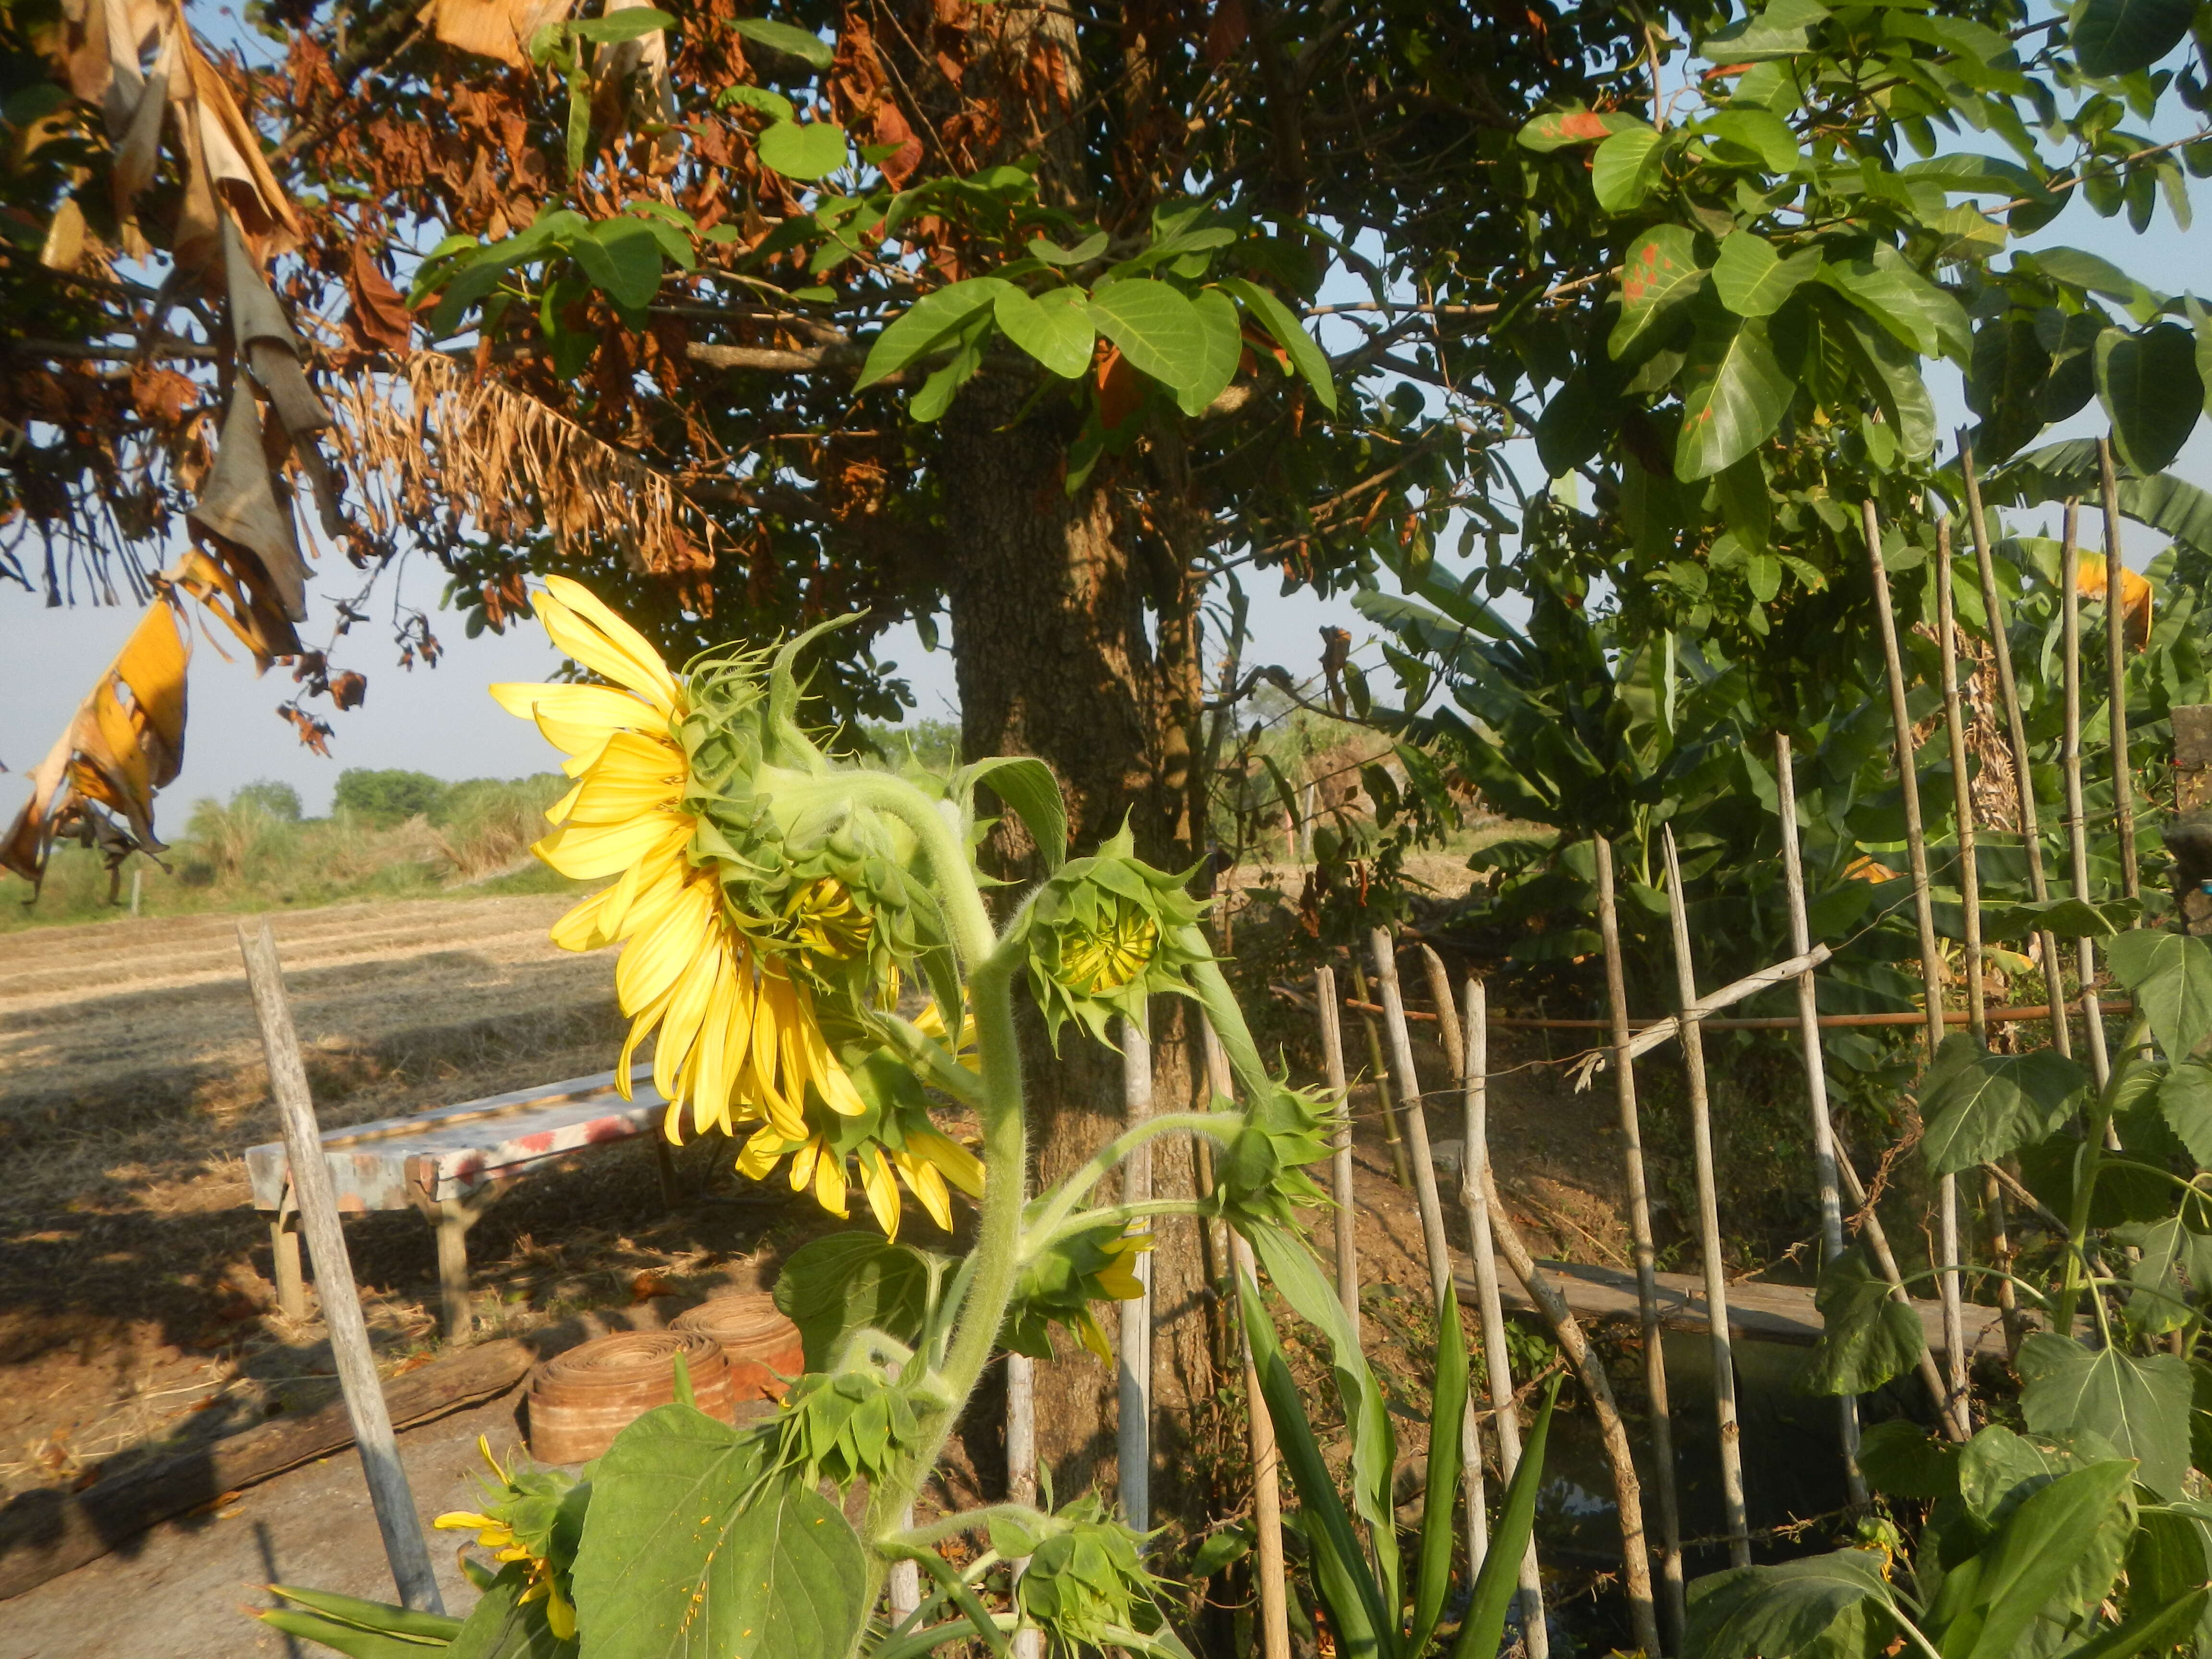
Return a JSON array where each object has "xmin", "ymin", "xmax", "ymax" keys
[{"xmin": 0, "ymin": 880, "xmax": 1635, "ymax": 1598}]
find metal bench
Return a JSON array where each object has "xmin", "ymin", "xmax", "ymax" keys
[{"xmin": 247, "ymin": 1071, "xmax": 672, "ymax": 1338}]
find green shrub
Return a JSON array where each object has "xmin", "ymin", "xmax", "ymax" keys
[{"xmin": 334, "ymin": 768, "xmax": 450, "ymax": 827}]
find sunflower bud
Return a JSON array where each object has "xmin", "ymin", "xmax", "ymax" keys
[{"xmin": 1026, "ymin": 823, "xmax": 1208, "ymax": 1049}]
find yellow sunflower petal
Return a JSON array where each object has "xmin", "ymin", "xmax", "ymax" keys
[
  {"xmin": 735, "ymin": 1130, "xmax": 787, "ymax": 1180},
  {"xmin": 894, "ymin": 1150, "xmax": 954, "ymax": 1232},
  {"xmin": 789, "ymin": 1135, "xmax": 821, "ymax": 1192},
  {"xmin": 906, "ymin": 1124, "xmax": 986, "ymax": 1198},
  {"xmin": 534, "ymin": 811, "xmax": 691, "ymax": 882},
  {"xmin": 1076, "ymin": 1309, "xmax": 1112, "ymax": 1363},
  {"xmin": 493, "ymin": 682, "xmax": 665, "ymax": 756},
  {"xmin": 857, "ymin": 1145, "xmax": 901, "ymax": 1239},
  {"xmin": 616, "ymin": 986, "xmax": 675, "ymax": 1098},
  {"xmin": 616, "ymin": 880, "xmax": 716, "ymax": 1014},
  {"xmin": 545, "ymin": 1582, "xmax": 577, "ymax": 1642},
  {"xmin": 538, "ymin": 577, "xmax": 682, "ymax": 716},
  {"xmin": 549, "ymin": 885, "xmax": 622, "ymax": 953},
  {"xmin": 691, "ymin": 957, "xmax": 740, "ymax": 1136},
  {"xmin": 654, "ymin": 935, "xmax": 724, "ymax": 1103},
  {"xmin": 563, "ymin": 732, "xmax": 688, "ymax": 826},
  {"xmin": 812, "ymin": 1143, "xmax": 850, "ymax": 1218}
]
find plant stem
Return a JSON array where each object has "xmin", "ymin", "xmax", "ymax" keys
[{"xmin": 1021, "ymin": 1114, "xmax": 1233, "ymax": 1244}]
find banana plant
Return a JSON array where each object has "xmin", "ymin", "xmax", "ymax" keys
[{"xmin": 1240, "ymin": 1222, "xmax": 1557, "ymax": 1659}]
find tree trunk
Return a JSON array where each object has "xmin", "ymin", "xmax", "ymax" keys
[{"xmin": 942, "ymin": 379, "xmax": 1218, "ymax": 1525}]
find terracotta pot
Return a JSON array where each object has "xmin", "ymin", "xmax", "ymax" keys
[
  {"xmin": 527, "ymin": 1330, "xmax": 731, "ymax": 1464},
  {"xmin": 672, "ymin": 1292, "xmax": 805, "ymax": 1401}
]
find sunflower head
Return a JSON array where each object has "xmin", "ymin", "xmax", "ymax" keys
[
  {"xmin": 1026, "ymin": 821, "xmax": 1209, "ymax": 1050},
  {"xmin": 1002, "ymin": 1218, "xmax": 1157, "ymax": 1362},
  {"xmin": 1210, "ymin": 1080, "xmax": 1336, "ymax": 1229},
  {"xmin": 432, "ymin": 1437, "xmax": 586, "ymax": 1639}
]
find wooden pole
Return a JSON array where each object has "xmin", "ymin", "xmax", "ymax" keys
[
  {"xmin": 1830, "ymin": 1142, "xmax": 1967, "ymax": 1441},
  {"xmin": 1349, "ymin": 958, "xmax": 1411, "ymax": 1187},
  {"xmin": 129, "ymin": 865, "xmax": 142, "ymax": 917},
  {"xmin": 2061, "ymin": 502, "xmax": 2114, "ymax": 1093},
  {"xmin": 2097, "ymin": 437, "xmax": 2140, "ymax": 907},
  {"xmin": 1480, "ymin": 1160, "xmax": 1660, "ymax": 1659},
  {"xmin": 1463, "ymin": 978, "xmax": 1548, "ymax": 1659},
  {"xmin": 888, "ymin": 1503, "xmax": 920, "ymax": 1624},
  {"xmin": 1658, "ymin": 827, "xmax": 1750, "ymax": 1570},
  {"xmin": 1960, "ymin": 433, "xmax": 2074, "ymax": 1052},
  {"xmin": 1862, "ymin": 499, "xmax": 1972, "ymax": 1441},
  {"xmin": 1367, "ymin": 927, "xmax": 1489, "ymax": 1577},
  {"xmin": 1592, "ymin": 832, "xmax": 1684, "ymax": 1640},
  {"xmin": 1007, "ymin": 1350, "xmax": 1040, "ymax": 1659},
  {"xmin": 1773, "ymin": 736, "xmax": 1867, "ymax": 1505},
  {"xmin": 1203, "ymin": 1022, "xmax": 1290, "ymax": 1659},
  {"xmin": 237, "ymin": 920, "xmax": 443, "ymax": 1615},
  {"xmin": 1117, "ymin": 1011, "xmax": 1153, "ymax": 1534},
  {"xmin": 1419, "ymin": 943, "xmax": 1466, "ymax": 1096},
  {"xmin": 1937, "ymin": 520, "xmax": 2018, "ymax": 1354},
  {"xmin": 1315, "ymin": 965, "xmax": 1361, "ymax": 1336}
]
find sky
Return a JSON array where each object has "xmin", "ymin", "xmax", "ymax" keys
[{"xmin": 8, "ymin": 39, "xmax": 2212, "ymax": 824}]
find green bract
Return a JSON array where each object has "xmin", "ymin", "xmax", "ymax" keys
[
  {"xmin": 775, "ymin": 1367, "xmax": 927, "ymax": 1491},
  {"xmin": 1210, "ymin": 1080, "xmax": 1336, "ymax": 1229},
  {"xmin": 997, "ymin": 1494, "xmax": 1189, "ymax": 1657},
  {"xmin": 1024, "ymin": 822, "xmax": 1209, "ymax": 1049}
]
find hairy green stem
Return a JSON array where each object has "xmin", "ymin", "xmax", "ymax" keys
[
  {"xmin": 2056, "ymin": 1015, "xmax": 2149, "ymax": 1334},
  {"xmin": 1021, "ymin": 1112, "xmax": 1235, "ymax": 1244},
  {"xmin": 890, "ymin": 1504, "xmax": 1053, "ymax": 1550},
  {"xmin": 1030, "ymin": 1198, "xmax": 1211, "ymax": 1254}
]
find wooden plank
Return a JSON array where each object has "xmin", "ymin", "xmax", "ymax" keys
[
  {"xmin": 1470, "ymin": 1258, "xmax": 2013, "ymax": 1359},
  {"xmin": 0, "ymin": 1339, "xmax": 532, "ymax": 1600}
]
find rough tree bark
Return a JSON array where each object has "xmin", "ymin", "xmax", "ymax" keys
[{"xmin": 941, "ymin": 377, "xmax": 1218, "ymax": 1523}]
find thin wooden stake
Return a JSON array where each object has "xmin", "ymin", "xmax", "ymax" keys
[
  {"xmin": 2062, "ymin": 502, "xmax": 2115, "ymax": 1093},
  {"xmin": 1863, "ymin": 499, "xmax": 1972, "ymax": 1441},
  {"xmin": 1203, "ymin": 1022, "xmax": 1290, "ymax": 1659},
  {"xmin": 1464, "ymin": 978, "xmax": 1548, "ymax": 1659},
  {"xmin": 1774, "ymin": 736, "xmax": 1867, "ymax": 1506},
  {"xmin": 2097, "ymin": 437, "xmax": 2140, "ymax": 908},
  {"xmin": 1007, "ymin": 1350, "xmax": 1040, "ymax": 1659},
  {"xmin": 1315, "ymin": 965, "xmax": 1361, "ymax": 1336},
  {"xmin": 1479, "ymin": 1158, "xmax": 1660, "ymax": 1659},
  {"xmin": 1593, "ymin": 833, "xmax": 1685, "ymax": 1642},
  {"xmin": 1830, "ymin": 1142, "xmax": 1968, "ymax": 1441},
  {"xmin": 1349, "ymin": 958, "xmax": 1411, "ymax": 1187},
  {"xmin": 1659, "ymin": 828, "xmax": 1750, "ymax": 1570},
  {"xmin": 1118, "ymin": 1011, "xmax": 1153, "ymax": 1534},
  {"xmin": 1938, "ymin": 521, "xmax": 2019, "ymax": 1353},
  {"xmin": 1960, "ymin": 433, "xmax": 2074, "ymax": 1051},
  {"xmin": 1368, "ymin": 927, "xmax": 1489, "ymax": 1577},
  {"xmin": 889, "ymin": 1503, "xmax": 920, "ymax": 1624},
  {"xmin": 1419, "ymin": 944, "xmax": 1466, "ymax": 1096},
  {"xmin": 238, "ymin": 920, "xmax": 443, "ymax": 1614}
]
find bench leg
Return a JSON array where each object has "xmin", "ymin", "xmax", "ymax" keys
[
  {"xmin": 435, "ymin": 1202, "xmax": 475, "ymax": 1342},
  {"xmin": 653, "ymin": 1130, "xmax": 680, "ymax": 1208},
  {"xmin": 270, "ymin": 1212, "xmax": 305, "ymax": 1321}
]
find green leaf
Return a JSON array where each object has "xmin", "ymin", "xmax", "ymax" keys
[
  {"xmin": 2035, "ymin": 246, "xmax": 2148, "ymax": 303},
  {"xmin": 266, "ymin": 1588, "xmax": 462, "ymax": 1644},
  {"xmin": 1712, "ymin": 232, "xmax": 1822, "ymax": 319},
  {"xmin": 1699, "ymin": 108, "xmax": 1803, "ymax": 173},
  {"xmin": 259, "ymin": 1611, "xmax": 457, "ymax": 1659},
  {"xmin": 1674, "ymin": 309, "xmax": 1795, "ymax": 481},
  {"xmin": 2071, "ymin": 0, "xmax": 2195, "ymax": 77},
  {"xmin": 1683, "ymin": 1550, "xmax": 1900, "ymax": 1659},
  {"xmin": 2096, "ymin": 324, "xmax": 2204, "ymax": 476},
  {"xmin": 1446, "ymin": 1380, "xmax": 1558, "ymax": 1659},
  {"xmin": 2111, "ymin": 1215, "xmax": 2212, "ymax": 1333},
  {"xmin": 856, "ymin": 277, "xmax": 1010, "ymax": 388},
  {"xmin": 953, "ymin": 756, "xmax": 1068, "ymax": 871},
  {"xmin": 1517, "ymin": 108, "xmax": 1645, "ymax": 152},
  {"xmin": 993, "ymin": 286, "xmax": 1094, "ymax": 379},
  {"xmin": 1828, "ymin": 301, "xmax": 1937, "ymax": 462},
  {"xmin": 571, "ymin": 218, "xmax": 663, "ymax": 311},
  {"xmin": 1218, "ymin": 277, "xmax": 1336, "ymax": 412},
  {"xmin": 2017, "ymin": 1334, "xmax": 2194, "ymax": 1497},
  {"xmin": 2057, "ymin": 1589, "xmax": 2211, "ymax": 1659},
  {"xmin": 1818, "ymin": 247, "xmax": 1971, "ymax": 361},
  {"xmin": 771, "ymin": 1232, "xmax": 930, "ymax": 1370},
  {"xmin": 1176, "ymin": 288, "xmax": 1243, "ymax": 417},
  {"xmin": 569, "ymin": 8, "xmax": 671, "ymax": 43},
  {"xmin": 1407, "ymin": 1288, "xmax": 1469, "ymax": 1655},
  {"xmin": 731, "ymin": 16, "xmax": 833, "ymax": 69},
  {"xmin": 1958, "ymin": 1424, "xmax": 2090, "ymax": 1527},
  {"xmin": 1028, "ymin": 230, "xmax": 1109, "ymax": 265},
  {"xmin": 1592, "ymin": 125, "xmax": 1665, "ymax": 212},
  {"xmin": 1799, "ymin": 1250, "xmax": 1926, "ymax": 1395},
  {"xmin": 756, "ymin": 120, "xmax": 848, "ymax": 180},
  {"xmin": 1855, "ymin": 1419, "xmax": 1958, "ymax": 1499},
  {"xmin": 717, "ymin": 84, "xmax": 794, "ymax": 120},
  {"xmin": 1611, "ymin": 224, "xmax": 1707, "ymax": 359},
  {"xmin": 1979, "ymin": 894, "xmax": 2139, "ymax": 940},
  {"xmin": 1919, "ymin": 1034, "xmax": 2090, "ymax": 1176},
  {"xmin": 2108, "ymin": 930, "xmax": 2212, "ymax": 1061},
  {"xmin": 2157, "ymin": 1059, "xmax": 2212, "ymax": 1165},
  {"xmin": 1088, "ymin": 278, "xmax": 1211, "ymax": 397},
  {"xmin": 1928, "ymin": 1461, "xmax": 2136, "ymax": 1659},
  {"xmin": 571, "ymin": 1406, "xmax": 867, "ymax": 1659},
  {"xmin": 449, "ymin": 1563, "xmax": 577, "ymax": 1659}
]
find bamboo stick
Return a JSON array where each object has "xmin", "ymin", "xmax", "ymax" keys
[
  {"xmin": 2062, "ymin": 503, "xmax": 2114, "ymax": 1093},
  {"xmin": 1007, "ymin": 1350, "xmax": 1041, "ymax": 1659},
  {"xmin": 1202, "ymin": 1022, "xmax": 1290, "ymax": 1659},
  {"xmin": 2097, "ymin": 438, "xmax": 2140, "ymax": 908},
  {"xmin": 1368, "ymin": 928, "xmax": 1489, "ymax": 1580},
  {"xmin": 1363, "ymin": 1002, "xmax": 2132, "ymax": 1031},
  {"xmin": 1315, "ymin": 965, "xmax": 1361, "ymax": 1336},
  {"xmin": 1584, "ymin": 945, "xmax": 1831, "ymax": 1074},
  {"xmin": 1592, "ymin": 832, "xmax": 1684, "ymax": 1641},
  {"xmin": 1862, "ymin": 499, "xmax": 1972, "ymax": 1441},
  {"xmin": 1117, "ymin": 1012, "xmax": 1153, "ymax": 1534},
  {"xmin": 1659, "ymin": 827, "xmax": 1751, "ymax": 1570},
  {"xmin": 1773, "ymin": 736, "xmax": 1868, "ymax": 1505},
  {"xmin": 1960, "ymin": 433, "xmax": 2074, "ymax": 1052},
  {"xmin": 1419, "ymin": 944, "xmax": 1466, "ymax": 1095},
  {"xmin": 1831, "ymin": 1142, "xmax": 1968, "ymax": 1441},
  {"xmin": 238, "ymin": 921, "xmax": 443, "ymax": 1614},
  {"xmin": 1936, "ymin": 542, "xmax": 2019, "ymax": 1354},
  {"xmin": 889, "ymin": 1504, "xmax": 920, "ymax": 1623},
  {"xmin": 1349, "ymin": 958, "xmax": 1412, "ymax": 1187},
  {"xmin": 1479, "ymin": 1160, "xmax": 1660, "ymax": 1659},
  {"xmin": 1463, "ymin": 978, "xmax": 1549, "ymax": 1659}
]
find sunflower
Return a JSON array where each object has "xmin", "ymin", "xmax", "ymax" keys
[
  {"xmin": 433, "ymin": 1438, "xmax": 578, "ymax": 1639},
  {"xmin": 734, "ymin": 1061, "xmax": 984, "ymax": 1238},
  {"xmin": 494, "ymin": 578, "xmax": 978, "ymax": 1234}
]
